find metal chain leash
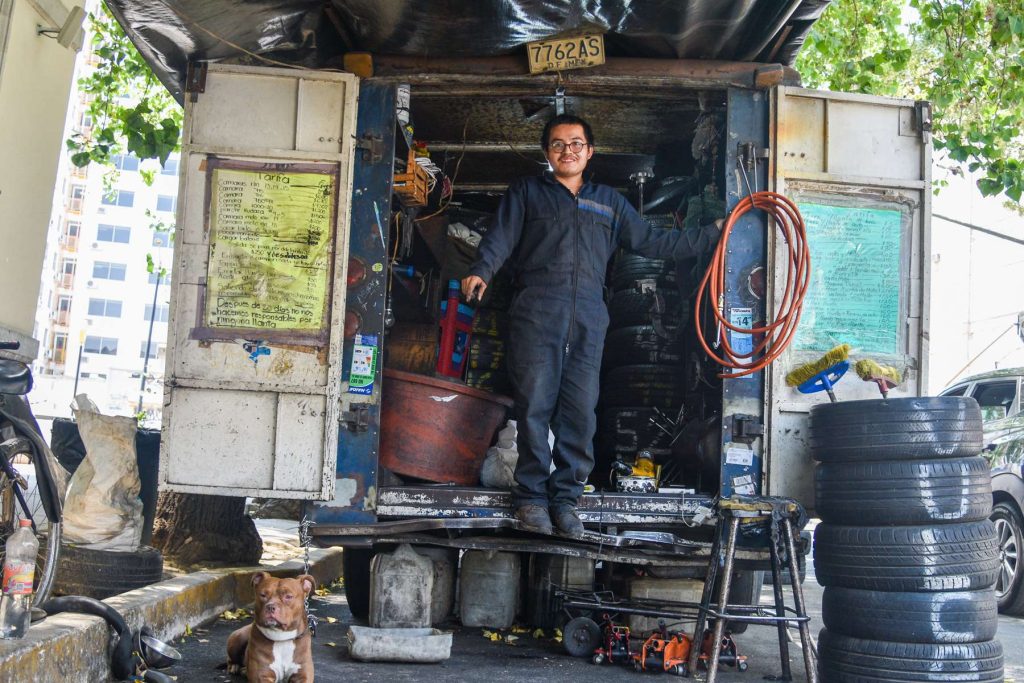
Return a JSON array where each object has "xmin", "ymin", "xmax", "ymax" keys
[{"xmin": 299, "ymin": 515, "xmax": 318, "ymax": 637}]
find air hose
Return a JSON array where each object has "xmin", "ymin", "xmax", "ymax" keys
[
  {"xmin": 694, "ymin": 191, "xmax": 810, "ymax": 378},
  {"xmin": 38, "ymin": 596, "xmax": 178, "ymax": 682}
]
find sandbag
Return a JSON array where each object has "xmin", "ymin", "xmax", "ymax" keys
[{"xmin": 62, "ymin": 395, "xmax": 144, "ymax": 551}]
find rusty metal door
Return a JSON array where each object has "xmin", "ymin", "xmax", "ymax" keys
[
  {"xmin": 159, "ymin": 65, "xmax": 359, "ymax": 500},
  {"xmin": 764, "ymin": 87, "xmax": 932, "ymax": 507}
]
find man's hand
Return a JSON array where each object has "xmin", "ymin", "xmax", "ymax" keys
[{"xmin": 461, "ymin": 275, "xmax": 487, "ymax": 302}]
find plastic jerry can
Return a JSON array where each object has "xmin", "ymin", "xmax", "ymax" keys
[
  {"xmin": 369, "ymin": 544, "xmax": 433, "ymax": 628},
  {"xmin": 459, "ymin": 550, "xmax": 520, "ymax": 628},
  {"xmin": 526, "ymin": 554, "xmax": 595, "ymax": 629},
  {"xmin": 413, "ymin": 546, "xmax": 457, "ymax": 625}
]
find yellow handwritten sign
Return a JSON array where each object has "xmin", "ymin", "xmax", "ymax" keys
[{"xmin": 205, "ymin": 167, "xmax": 335, "ymax": 332}]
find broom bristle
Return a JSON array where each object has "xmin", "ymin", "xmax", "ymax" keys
[
  {"xmin": 855, "ymin": 359, "xmax": 902, "ymax": 384},
  {"xmin": 785, "ymin": 344, "xmax": 851, "ymax": 387}
]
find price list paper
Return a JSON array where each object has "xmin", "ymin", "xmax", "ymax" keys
[
  {"xmin": 204, "ymin": 166, "xmax": 336, "ymax": 336},
  {"xmin": 794, "ymin": 202, "xmax": 904, "ymax": 356}
]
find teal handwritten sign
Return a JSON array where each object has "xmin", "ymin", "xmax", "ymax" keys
[{"xmin": 794, "ymin": 203, "xmax": 903, "ymax": 355}]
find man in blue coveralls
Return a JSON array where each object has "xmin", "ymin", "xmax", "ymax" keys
[{"xmin": 462, "ymin": 115, "xmax": 721, "ymax": 536}]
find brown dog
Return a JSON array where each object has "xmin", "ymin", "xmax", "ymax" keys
[{"xmin": 227, "ymin": 571, "xmax": 316, "ymax": 682}]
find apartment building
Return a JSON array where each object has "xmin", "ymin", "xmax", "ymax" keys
[{"xmin": 33, "ymin": 79, "xmax": 177, "ymax": 425}]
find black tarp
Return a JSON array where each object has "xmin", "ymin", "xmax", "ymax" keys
[{"xmin": 106, "ymin": 0, "xmax": 830, "ymax": 101}]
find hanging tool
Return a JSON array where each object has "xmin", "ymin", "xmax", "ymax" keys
[
  {"xmin": 694, "ymin": 153, "xmax": 810, "ymax": 378},
  {"xmin": 784, "ymin": 344, "xmax": 851, "ymax": 403}
]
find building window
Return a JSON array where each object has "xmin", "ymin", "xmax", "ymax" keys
[
  {"xmin": 152, "ymin": 232, "xmax": 171, "ymax": 248},
  {"xmin": 112, "ymin": 154, "xmax": 140, "ymax": 172},
  {"xmin": 65, "ymin": 221, "xmax": 80, "ymax": 237},
  {"xmin": 97, "ymin": 224, "xmax": 131, "ymax": 244},
  {"xmin": 139, "ymin": 341, "xmax": 166, "ymax": 359},
  {"xmin": 61, "ymin": 259, "xmax": 77, "ymax": 276},
  {"xmin": 92, "ymin": 261, "xmax": 127, "ymax": 281},
  {"xmin": 83, "ymin": 336, "xmax": 118, "ymax": 355},
  {"xmin": 101, "ymin": 190, "xmax": 135, "ymax": 208},
  {"xmin": 148, "ymin": 270, "xmax": 169, "ymax": 285},
  {"xmin": 79, "ymin": 112, "xmax": 92, "ymax": 129},
  {"xmin": 88, "ymin": 298, "xmax": 123, "ymax": 318},
  {"xmin": 144, "ymin": 304, "xmax": 170, "ymax": 323},
  {"xmin": 161, "ymin": 157, "xmax": 179, "ymax": 176},
  {"xmin": 156, "ymin": 195, "xmax": 176, "ymax": 213},
  {"xmin": 53, "ymin": 333, "xmax": 68, "ymax": 364},
  {"xmin": 56, "ymin": 295, "xmax": 72, "ymax": 325},
  {"xmin": 69, "ymin": 185, "xmax": 86, "ymax": 212}
]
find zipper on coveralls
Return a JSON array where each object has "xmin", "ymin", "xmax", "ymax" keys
[{"xmin": 566, "ymin": 194, "xmax": 580, "ymax": 356}]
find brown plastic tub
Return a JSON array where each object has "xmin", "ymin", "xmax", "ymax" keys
[{"xmin": 380, "ymin": 369, "xmax": 513, "ymax": 485}]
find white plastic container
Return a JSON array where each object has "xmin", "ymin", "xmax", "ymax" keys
[
  {"xmin": 413, "ymin": 546, "xmax": 457, "ymax": 625},
  {"xmin": 368, "ymin": 544, "xmax": 433, "ymax": 628},
  {"xmin": 459, "ymin": 550, "xmax": 519, "ymax": 628},
  {"xmin": 348, "ymin": 626, "xmax": 452, "ymax": 662},
  {"xmin": 0, "ymin": 520, "xmax": 39, "ymax": 639},
  {"xmin": 627, "ymin": 576, "xmax": 704, "ymax": 635}
]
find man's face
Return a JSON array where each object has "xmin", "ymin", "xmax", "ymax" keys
[{"xmin": 545, "ymin": 123, "xmax": 593, "ymax": 179}]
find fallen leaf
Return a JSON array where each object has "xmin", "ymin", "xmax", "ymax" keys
[
  {"xmin": 198, "ymin": 639, "xmax": 209, "ymax": 643},
  {"xmin": 532, "ymin": 628, "xmax": 546, "ymax": 639},
  {"xmin": 184, "ymin": 624, "xmax": 193, "ymax": 637},
  {"xmin": 504, "ymin": 635, "xmax": 519, "ymax": 644},
  {"xmin": 324, "ymin": 616, "xmax": 338, "ymax": 624},
  {"xmin": 325, "ymin": 642, "xmax": 337, "ymax": 647},
  {"xmin": 511, "ymin": 625, "xmax": 528, "ymax": 634}
]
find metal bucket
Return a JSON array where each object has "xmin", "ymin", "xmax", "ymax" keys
[{"xmin": 380, "ymin": 369, "xmax": 513, "ymax": 485}]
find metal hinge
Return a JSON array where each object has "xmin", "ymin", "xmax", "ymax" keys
[
  {"xmin": 356, "ymin": 133, "xmax": 385, "ymax": 164},
  {"xmin": 342, "ymin": 403, "xmax": 371, "ymax": 432},
  {"xmin": 915, "ymin": 101, "xmax": 932, "ymax": 143},
  {"xmin": 738, "ymin": 142, "xmax": 770, "ymax": 173},
  {"xmin": 185, "ymin": 62, "xmax": 208, "ymax": 102},
  {"xmin": 732, "ymin": 415, "xmax": 765, "ymax": 442}
]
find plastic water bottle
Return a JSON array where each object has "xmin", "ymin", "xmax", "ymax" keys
[{"xmin": 0, "ymin": 520, "xmax": 38, "ymax": 639}]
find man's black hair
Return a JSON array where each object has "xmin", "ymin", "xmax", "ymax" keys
[{"xmin": 541, "ymin": 114, "xmax": 595, "ymax": 149}]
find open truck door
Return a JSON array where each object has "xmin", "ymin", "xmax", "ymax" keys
[
  {"xmin": 765, "ymin": 87, "xmax": 932, "ymax": 506},
  {"xmin": 159, "ymin": 65, "xmax": 359, "ymax": 501}
]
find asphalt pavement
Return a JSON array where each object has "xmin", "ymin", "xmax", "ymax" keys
[{"xmin": 165, "ymin": 559, "xmax": 1024, "ymax": 683}]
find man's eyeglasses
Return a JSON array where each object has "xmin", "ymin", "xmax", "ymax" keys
[{"xmin": 547, "ymin": 140, "xmax": 589, "ymax": 153}]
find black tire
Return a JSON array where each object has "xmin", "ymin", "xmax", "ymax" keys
[
  {"xmin": 53, "ymin": 544, "xmax": 163, "ymax": 599},
  {"xmin": 600, "ymin": 407, "xmax": 676, "ymax": 459},
  {"xmin": 815, "ymin": 456, "xmax": 992, "ymax": 525},
  {"xmin": 814, "ymin": 521, "xmax": 999, "ymax": 592},
  {"xmin": 604, "ymin": 326, "xmax": 683, "ymax": 368},
  {"xmin": 563, "ymin": 616, "xmax": 602, "ymax": 657},
  {"xmin": 342, "ymin": 547, "xmax": 373, "ymax": 620},
  {"xmin": 809, "ymin": 397, "xmax": 983, "ymax": 462},
  {"xmin": 817, "ymin": 629, "xmax": 1004, "ymax": 682},
  {"xmin": 821, "ymin": 587, "xmax": 998, "ymax": 643},
  {"xmin": 602, "ymin": 365, "xmax": 683, "ymax": 409},
  {"xmin": 607, "ymin": 289, "xmax": 686, "ymax": 330},
  {"xmin": 611, "ymin": 255, "xmax": 676, "ymax": 292},
  {"xmin": 991, "ymin": 500, "xmax": 1024, "ymax": 615}
]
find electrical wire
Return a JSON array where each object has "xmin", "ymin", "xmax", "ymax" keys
[{"xmin": 694, "ymin": 192, "xmax": 811, "ymax": 378}]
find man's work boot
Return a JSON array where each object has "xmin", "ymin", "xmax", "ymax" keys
[
  {"xmin": 515, "ymin": 505, "xmax": 553, "ymax": 534},
  {"xmin": 552, "ymin": 506, "xmax": 585, "ymax": 537}
]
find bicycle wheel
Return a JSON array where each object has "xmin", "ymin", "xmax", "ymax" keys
[{"xmin": 0, "ymin": 434, "xmax": 63, "ymax": 603}]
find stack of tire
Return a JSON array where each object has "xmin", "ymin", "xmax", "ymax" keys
[
  {"xmin": 598, "ymin": 243, "xmax": 689, "ymax": 471},
  {"xmin": 810, "ymin": 396, "xmax": 1003, "ymax": 682},
  {"xmin": 465, "ymin": 307, "xmax": 512, "ymax": 395}
]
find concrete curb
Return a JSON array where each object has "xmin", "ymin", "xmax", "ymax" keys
[{"xmin": 0, "ymin": 547, "xmax": 344, "ymax": 682}]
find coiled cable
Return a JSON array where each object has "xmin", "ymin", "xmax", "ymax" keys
[{"xmin": 694, "ymin": 191, "xmax": 811, "ymax": 378}]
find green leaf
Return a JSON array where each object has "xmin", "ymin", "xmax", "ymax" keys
[{"xmin": 71, "ymin": 152, "xmax": 91, "ymax": 167}]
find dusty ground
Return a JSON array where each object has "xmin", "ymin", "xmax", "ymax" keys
[{"xmin": 164, "ymin": 530, "xmax": 1024, "ymax": 683}]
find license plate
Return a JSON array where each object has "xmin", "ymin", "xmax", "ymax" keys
[{"xmin": 526, "ymin": 34, "xmax": 605, "ymax": 74}]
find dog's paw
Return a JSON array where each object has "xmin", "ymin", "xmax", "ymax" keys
[{"xmin": 227, "ymin": 663, "xmax": 241, "ymax": 675}]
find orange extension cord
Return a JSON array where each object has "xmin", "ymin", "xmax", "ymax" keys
[{"xmin": 694, "ymin": 191, "xmax": 811, "ymax": 378}]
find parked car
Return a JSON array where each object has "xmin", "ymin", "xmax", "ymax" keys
[{"xmin": 942, "ymin": 368, "xmax": 1024, "ymax": 615}]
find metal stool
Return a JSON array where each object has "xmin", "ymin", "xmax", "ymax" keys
[{"xmin": 687, "ymin": 497, "xmax": 816, "ymax": 682}]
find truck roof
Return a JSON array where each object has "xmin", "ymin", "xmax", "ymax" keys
[{"xmin": 106, "ymin": 0, "xmax": 831, "ymax": 101}]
